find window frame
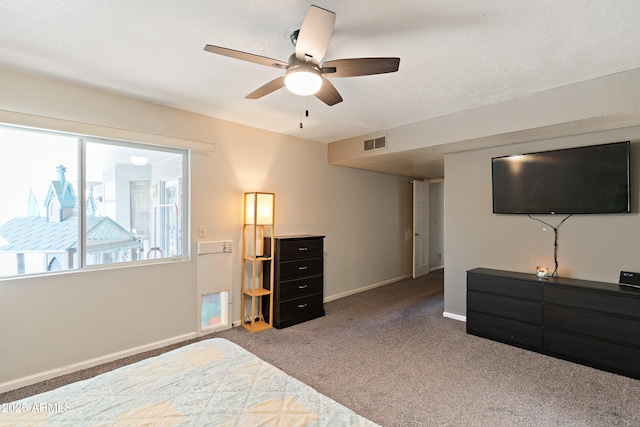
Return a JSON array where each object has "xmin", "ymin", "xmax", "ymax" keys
[{"xmin": 0, "ymin": 124, "xmax": 190, "ymax": 280}]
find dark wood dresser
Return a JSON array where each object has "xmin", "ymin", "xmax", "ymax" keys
[
  {"xmin": 467, "ymin": 268, "xmax": 543, "ymax": 350},
  {"xmin": 467, "ymin": 268, "xmax": 640, "ymax": 379},
  {"xmin": 263, "ymin": 235, "xmax": 325, "ymax": 328}
]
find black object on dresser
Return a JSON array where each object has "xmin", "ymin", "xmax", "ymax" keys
[
  {"xmin": 263, "ymin": 235, "xmax": 325, "ymax": 328},
  {"xmin": 467, "ymin": 268, "xmax": 640, "ymax": 379}
]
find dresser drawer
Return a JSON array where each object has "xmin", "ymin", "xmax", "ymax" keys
[
  {"xmin": 279, "ymin": 276, "xmax": 323, "ymax": 301},
  {"xmin": 468, "ymin": 273, "xmax": 541, "ymax": 301},
  {"xmin": 278, "ymin": 239, "xmax": 323, "ymax": 260},
  {"xmin": 544, "ymin": 329, "xmax": 640, "ymax": 377},
  {"xmin": 545, "ymin": 305, "xmax": 640, "ymax": 348},
  {"xmin": 467, "ymin": 311, "xmax": 542, "ymax": 348},
  {"xmin": 545, "ymin": 285, "xmax": 640, "ymax": 319},
  {"xmin": 279, "ymin": 258, "xmax": 323, "ymax": 281},
  {"xmin": 468, "ymin": 291, "xmax": 542, "ymax": 324},
  {"xmin": 279, "ymin": 294, "xmax": 324, "ymax": 320}
]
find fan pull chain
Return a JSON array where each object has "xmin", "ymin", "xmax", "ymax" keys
[
  {"xmin": 299, "ymin": 97, "xmax": 303, "ymax": 128},
  {"xmin": 299, "ymin": 99, "xmax": 310, "ymax": 129}
]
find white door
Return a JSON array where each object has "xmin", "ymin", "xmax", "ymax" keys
[{"xmin": 413, "ymin": 180, "xmax": 430, "ymax": 278}]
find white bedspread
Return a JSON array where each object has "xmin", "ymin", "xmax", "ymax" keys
[{"xmin": 1, "ymin": 338, "xmax": 378, "ymax": 426}]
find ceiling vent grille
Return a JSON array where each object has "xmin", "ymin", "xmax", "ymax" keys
[{"xmin": 364, "ymin": 135, "xmax": 387, "ymax": 151}]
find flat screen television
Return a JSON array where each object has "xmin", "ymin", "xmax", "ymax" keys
[{"xmin": 492, "ymin": 141, "xmax": 630, "ymax": 214}]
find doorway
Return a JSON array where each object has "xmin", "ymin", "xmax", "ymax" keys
[{"xmin": 413, "ymin": 180, "xmax": 444, "ymax": 277}]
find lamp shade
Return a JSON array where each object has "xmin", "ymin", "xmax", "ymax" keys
[{"xmin": 244, "ymin": 192, "xmax": 274, "ymax": 225}]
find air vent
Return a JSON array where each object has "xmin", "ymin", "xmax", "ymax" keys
[{"xmin": 363, "ymin": 135, "xmax": 387, "ymax": 152}]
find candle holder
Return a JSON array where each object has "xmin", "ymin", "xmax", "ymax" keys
[{"xmin": 536, "ymin": 266, "xmax": 550, "ymax": 279}]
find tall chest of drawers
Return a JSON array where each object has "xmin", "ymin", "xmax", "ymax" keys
[{"xmin": 263, "ymin": 235, "xmax": 325, "ymax": 328}]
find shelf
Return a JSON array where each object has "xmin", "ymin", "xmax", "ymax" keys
[
  {"xmin": 243, "ymin": 288, "xmax": 271, "ymax": 297},
  {"xmin": 243, "ymin": 255, "xmax": 273, "ymax": 262},
  {"xmin": 241, "ymin": 202, "xmax": 275, "ymax": 334},
  {"xmin": 242, "ymin": 320, "xmax": 272, "ymax": 333}
]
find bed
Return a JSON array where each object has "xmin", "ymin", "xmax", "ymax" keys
[{"xmin": 1, "ymin": 338, "xmax": 378, "ymax": 426}]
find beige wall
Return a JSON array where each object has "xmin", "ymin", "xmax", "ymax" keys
[
  {"xmin": 444, "ymin": 127, "xmax": 640, "ymax": 317},
  {"xmin": 0, "ymin": 69, "xmax": 412, "ymax": 390}
]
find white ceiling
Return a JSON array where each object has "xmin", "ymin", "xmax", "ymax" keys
[{"xmin": 1, "ymin": 1, "xmax": 640, "ymax": 171}]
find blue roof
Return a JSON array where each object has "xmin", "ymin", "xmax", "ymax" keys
[
  {"xmin": 0, "ymin": 165, "xmax": 140, "ymax": 255},
  {"xmin": 0, "ymin": 216, "xmax": 141, "ymax": 253},
  {"xmin": 44, "ymin": 165, "xmax": 77, "ymax": 210}
]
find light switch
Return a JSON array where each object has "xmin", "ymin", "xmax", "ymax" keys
[{"xmin": 198, "ymin": 226, "xmax": 207, "ymax": 238}]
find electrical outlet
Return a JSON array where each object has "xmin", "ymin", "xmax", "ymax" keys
[
  {"xmin": 223, "ymin": 241, "xmax": 233, "ymax": 253},
  {"xmin": 198, "ymin": 226, "xmax": 206, "ymax": 238}
]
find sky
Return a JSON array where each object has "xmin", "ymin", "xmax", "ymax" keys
[{"xmin": 0, "ymin": 126, "xmax": 78, "ymax": 225}]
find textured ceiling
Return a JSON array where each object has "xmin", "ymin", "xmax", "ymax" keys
[{"xmin": 1, "ymin": 1, "xmax": 640, "ymax": 148}]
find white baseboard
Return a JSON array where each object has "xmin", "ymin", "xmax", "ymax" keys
[
  {"xmin": 229, "ymin": 274, "xmax": 427, "ymax": 324},
  {"xmin": 1, "ymin": 273, "xmax": 447, "ymax": 394},
  {"xmin": 0, "ymin": 332, "xmax": 197, "ymax": 394},
  {"xmin": 443, "ymin": 311, "xmax": 466, "ymax": 322},
  {"xmin": 324, "ymin": 274, "xmax": 413, "ymax": 303},
  {"xmin": 229, "ymin": 274, "xmax": 415, "ymax": 325}
]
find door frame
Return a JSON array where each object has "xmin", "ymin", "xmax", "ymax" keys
[{"xmin": 413, "ymin": 180, "xmax": 430, "ymax": 278}]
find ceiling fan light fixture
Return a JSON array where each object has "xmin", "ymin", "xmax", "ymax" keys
[
  {"xmin": 284, "ymin": 65, "xmax": 322, "ymax": 96},
  {"xmin": 204, "ymin": 6, "xmax": 399, "ymax": 106}
]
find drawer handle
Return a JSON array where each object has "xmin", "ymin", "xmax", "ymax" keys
[
  {"xmin": 298, "ymin": 284, "xmax": 308, "ymax": 289},
  {"xmin": 298, "ymin": 247, "xmax": 308, "ymax": 251},
  {"xmin": 298, "ymin": 266, "xmax": 308, "ymax": 270},
  {"xmin": 298, "ymin": 303, "xmax": 308, "ymax": 308}
]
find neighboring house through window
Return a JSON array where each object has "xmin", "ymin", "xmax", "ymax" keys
[{"xmin": 0, "ymin": 125, "xmax": 188, "ymax": 278}]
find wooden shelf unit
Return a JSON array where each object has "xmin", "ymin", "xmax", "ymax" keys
[{"xmin": 241, "ymin": 192, "xmax": 275, "ymax": 333}]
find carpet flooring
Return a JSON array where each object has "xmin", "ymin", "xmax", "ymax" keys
[{"xmin": 2, "ymin": 269, "xmax": 640, "ymax": 426}]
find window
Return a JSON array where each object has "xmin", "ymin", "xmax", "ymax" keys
[
  {"xmin": 0, "ymin": 125, "xmax": 189, "ymax": 278},
  {"xmin": 201, "ymin": 291, "xmax": 229, "ymax": 329}
]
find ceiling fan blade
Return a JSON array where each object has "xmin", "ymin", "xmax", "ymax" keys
[
  {"xmin": 245, "ymin": 76, "xmax": 286, "ymax": 99},
  {"xmin": 322, "ymin": 57, "xmax": 400, "ymax": 77},
  {"xmin": 314, "ymin": 76, "xmax": 343, "ymax": 106},
  {"xmin": 204, "ymin": 45, "xmax": 288, "ymax": 69},
  {"xmin": 295, "ymin": 5, "xmax": 336, "ymax": 65}
]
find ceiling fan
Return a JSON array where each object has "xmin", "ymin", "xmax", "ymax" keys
[{"xmin": 204, "ymin": 5, "xmax": 400, "ymax": 106}]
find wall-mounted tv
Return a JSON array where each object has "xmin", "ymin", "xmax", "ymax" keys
[{"xmin": 492, "ymin": 141, "xmax": 630, "ymax": 214}]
